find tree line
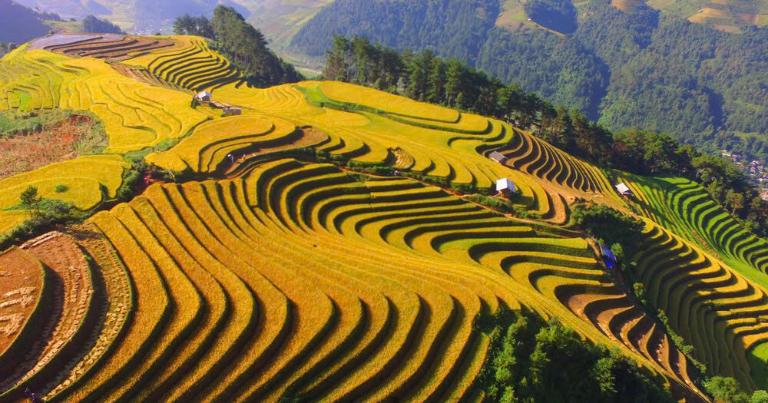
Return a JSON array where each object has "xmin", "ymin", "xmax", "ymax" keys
[
  {"xmin": 323, "ymin": 35, "xmax": 768, "ymax": 236},
  {"xmin": 82, "ymin": 15, "xmax": 123, "ymax": 34},
  {"xmin": 173, "ymin": 6, "xmax": 301, "ymax": 88}
]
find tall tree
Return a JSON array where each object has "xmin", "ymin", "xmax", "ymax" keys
[
  {"xmin": 210, "ymin": 6, "xmax": 302, "ymax": 87},
  {"xmin": 426, "ymin": 57, "xmax": 445, "ymax": 104},
  {"xmin": 323, "ymin": 36, "xmax": 352, "ymax": 82},
  {"xmin": 82, "ymin": 15, "xmax": 123, "ymax": 34},
  {"xmin": 173, "ymin": 15, "xmax": 214, "ymax": 39}
]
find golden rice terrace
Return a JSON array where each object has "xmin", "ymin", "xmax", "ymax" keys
[{"xmin": 0, "ymin": 33, "xmax": 767, "ymax": 402}]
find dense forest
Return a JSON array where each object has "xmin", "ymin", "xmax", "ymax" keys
[
  {"xmin": 324, "ymin": 36, "xmax": 768, "ymax": 237},
  {"xmin": 292, "ymin": 0, "xmax": 768, "ymax": 164},
  {"xmin": 173, "ymin": 6, "xmax": 301, "ymax": 87}
]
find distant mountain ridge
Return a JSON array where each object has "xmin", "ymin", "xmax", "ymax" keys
[{"xmin": 0, "ymin": 0, "xmax": 51, "ymax": 44}]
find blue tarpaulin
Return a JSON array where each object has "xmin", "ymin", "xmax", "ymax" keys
[{"xmin": 599, "ymin": 243, "xmax": 617, "ymax": 270}]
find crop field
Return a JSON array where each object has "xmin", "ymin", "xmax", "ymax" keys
[
  {"xmin": 125, "ymin": 36, "xmax": 244, "ymax": 92},
  {"xmin": 41, "ymin": 34, "xmax": 175, "ymax": 63},
  {"xmin": 1, "ymin": 34, "xmax": 768, "ymax": 400},
  {"xmin": 624, "ymin": 175, "xmax": 768, "ymax": 287},
  {"xmin": 0, "ymin": 47, "xmax": 208, "ymax": 153},
  {"xmin": 620, "ymin": 175, "xmax": 768, "ymax": 388}
]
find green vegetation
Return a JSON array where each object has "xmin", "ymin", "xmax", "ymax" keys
[
  {"xmin": 0, "ymin": 109, "xmax": 70, "ymax": 136},
  {"xmin": 571, "ymin": 204, "xmax": 644, "ymax": 249},
  {"xmin": 82, "ymin": 15, "xmax": 124, "ymax": 34},
  {"xmin": 172, "ymin": 15, "xmax": 214, "ymax": 39},
  {"xmin": 0, "ymin": 186, "xmax": 83, "ymax": 249},
  {"xmin": 0, "ymin": 110, "xmax": 72, "ymax": 138},
  {"xmin": 477, "ymin": 311, "xmax": 674, "ymax": 402},
  {"xmin": 0, "ymin": 109, "xmax": 108, "ymax": 155},
  {"xmin": 702, "ymin": 376, "xmax": 768, "ymax": 403},
  {"xmin": 749, "ymin": 343, "xmax": 768, "ymax": 390},
  {"xmin": 173, "ymin": 6, "xmax": 302, "ymax": 87}
]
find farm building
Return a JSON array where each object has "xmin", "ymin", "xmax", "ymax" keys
[
  {"xmin": 210, "ymin": 100, "xmax": 242, "ymax": 115},
  {"xmin": 195, "ymin": 91, "xmax": 212, "ymax": 102},
  {"xmin": 615, "ymin": 183, "xmax": 633, "ymax": 197},
  {"xmin": 488, "ymin": 151, "xmax": 507, "ymax": 164},
  {"xmin": 223, "ymin": 106, "xmax": 242, "ymax": 116},
  {"xmin": 496, "ymin": 178, "xmax": 517, "ymax": 196}
]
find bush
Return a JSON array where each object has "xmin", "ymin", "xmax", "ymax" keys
[
  {"xmin": 54, "ymin": 184, "xmax": 68, "ymax": 193},
  {"xmin": 476, "ymin": 311, "xmax": 674, "ymax": 402},
  {"xmin": 0, "ymin": 186, "xmax": 84, "ymax": 249},
  {"xmin": 571, "ymin": 204, "xmax": 644, "ymax": 253},
  {"xmin": 466, "ymin": 194, "xmax": 513, "ymax": 214},
  {"xmin": 704, "ymin": 377, "xmax": 749, "ymax": 403},
  {"xmin": 752, "ymin": 390, "xmax": 768, "ymax": 403}
]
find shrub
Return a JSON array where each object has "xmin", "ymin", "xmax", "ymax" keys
[
  {"xmin": 752, "ymin": 390, "xmax": 768, "ymax": 403},
  {"xmin": 571, "ymin": 204, "xmax": 644, "ymax": 252},
  {"xmin": 476, "ymin": 311, "xmax": 674, "ymax": 402},
  {"xmin": 466, "ymin": 194, "xmax": 513, "ymax": 214},
  {"xmin": 0, "ymin": 186, "xmax": 84, "ymax": 249},
  {"xmin": 704, "ymin": 377, "xmax": 749, "ymax": 403},
  {"xmin": 633, "ymin": 282, "xmax": 647, "ymax": 305},
  {"xmin": 54, "ymin": 184, "xmax": 68, "ymax": 193}
]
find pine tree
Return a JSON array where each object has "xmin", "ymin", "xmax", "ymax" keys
[
  {"xmin": 426, "ymin": 58, "xmax": 445, "ymax": 104},
  {"xmin": 444, "ymin": 59, "xmax": 463, "ymax": 107}
]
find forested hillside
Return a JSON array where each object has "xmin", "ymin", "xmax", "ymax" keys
[
  {"xmin": 0, "ymin": 0, "xmax": 51, "ymax": 44},
  {"xmin": 291, "ymin": 0, "xmax": 768, "ymax": 163}
]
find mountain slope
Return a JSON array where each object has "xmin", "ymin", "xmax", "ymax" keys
[
  {"xmin": 0, "ymin": 0, "xmax": 50, "ymax": 44},
  {"xmin": 291, "ymin": 0, "xmax": 768, "ymax": 165},
  {"xmin": 2, "ymin": 33, "xmax": 768, "ymax": 400}
]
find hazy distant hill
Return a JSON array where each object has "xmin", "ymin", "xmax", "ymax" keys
[
  {"xmin": 13, "ymin": 0, "xmax": 331, "ymax": 41},
  {"xmin": 0, "ymin": 0, "xmax": 51, "ymax": 44},
  {"xmin": 13, "ymin": 0, "xmax": 768, "ymax": 40}
]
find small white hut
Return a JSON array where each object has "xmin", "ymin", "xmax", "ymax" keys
[
  {"xmin": 496, "ymin": 178, "xmax": 517, "ymax": 196},
  {"xmin": 194, "ymin": 91, "xmax": 212, "ymax": 103},
  {"xmin": 615, "ymin": 183, "xmax": 633, "ymax": 197}
]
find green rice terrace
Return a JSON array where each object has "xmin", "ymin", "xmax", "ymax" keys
[{"xmin": 0, "ymin": 32, "xmax": 767, "ymax": 402}]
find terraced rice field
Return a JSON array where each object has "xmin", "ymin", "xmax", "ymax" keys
[
  {"xmin": 0, "ymin": 46, "xmax": 208, "ymax": 152},
  {"xmin": 14, "ymin": 159, "xmax": 691, "ymax": 400},
  {"xmin": 2, "ymin": 34, "xmax": 768, "ymax": 400},
  {"xmin": 41, "ymin": 34, "xmax": 174, "ymax": 63},
  {"xmin": 125, "ymin": 36, "xmax": 244, "ymax": 91},
  {"xmin": 622, "ymin": 175, "xmax": 768, "ymax": 388},
  {"xmin": 625, "ymin": 176, "xmax": 768, "ymax": 287},
  {"xmin": 146, "ymin": 114, "xmax": 299, "ymax": 174}
]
